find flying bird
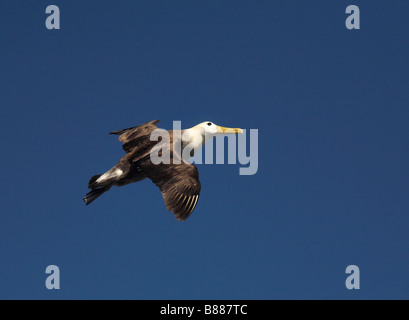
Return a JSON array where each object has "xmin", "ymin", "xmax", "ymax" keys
[{"xmin": 83, "ymin": 120, "xmax": 243, "ymax": 221}]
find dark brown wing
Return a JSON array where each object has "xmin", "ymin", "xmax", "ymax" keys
[
  {"xmin": 135, "ymin": 155, "xmax": 201, "ymax": 221},
  {"xmin": 110, "ymin": 120, "xmax": 160, "ymax": 154}
]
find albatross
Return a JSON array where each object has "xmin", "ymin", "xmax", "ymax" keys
[{"xmin": 83, "ymin": 120, "xmax": 243, "ymax": 221}]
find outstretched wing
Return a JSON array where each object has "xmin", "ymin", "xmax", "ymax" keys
[
  {"xmin": 135, "ymin": 155, "xmax": 201, "ymax": 221},
  {"xmin": 110, "ymin": 120, "xmax": 160, "ymax": 154}
]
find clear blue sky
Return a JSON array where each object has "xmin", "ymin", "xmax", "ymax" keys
[{"xmin": 0, "ymin": 1, "xmax": 408, "ymax": 300}]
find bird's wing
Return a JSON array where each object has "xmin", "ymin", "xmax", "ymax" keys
[
  {"xmin": 135, "ymin": 155, "xmax": 201, "ymax": 221},
  {"xmin": 109, "ymin": 120, "xmax": 160, "ymax": 154}
]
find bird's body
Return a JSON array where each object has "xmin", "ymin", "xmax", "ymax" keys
[{"xmin": 83, "ymin": 120, "xmax": 243, "ymax": 221}]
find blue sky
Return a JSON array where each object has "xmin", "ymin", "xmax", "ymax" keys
[{"xmin": 0, "ymin": 1, "xmax": 408, "ymax": 299}]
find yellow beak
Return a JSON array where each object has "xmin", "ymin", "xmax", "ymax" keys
[{"xmin": 216, "ymin": 126, "xmax": 244, "ymax": 134}]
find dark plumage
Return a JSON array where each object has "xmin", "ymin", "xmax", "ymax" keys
[{"xmin": 83, "ymin": 120, "xmax": 201, "ymax": 221}]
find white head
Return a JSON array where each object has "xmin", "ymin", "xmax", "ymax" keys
[
  {"xmin": 181, "ymin": 121, "xmax": 244, "ymax": 158},
  {"xmin": 194, "ymin": 121, "xmax": 244, "ymax": 136}
]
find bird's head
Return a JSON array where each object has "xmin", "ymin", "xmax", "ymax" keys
[
  {"xmin": 195, "ymin": 121, "xmax": 244, "ymax": 137},
  {"xmin": 182, "ymin": 121, "xmax": 244, "ymax": 157}
]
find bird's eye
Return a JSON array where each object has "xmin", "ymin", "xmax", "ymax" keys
[{"xmin": 207, "ymin": 122, "xmax": 212, "ymax": 126}]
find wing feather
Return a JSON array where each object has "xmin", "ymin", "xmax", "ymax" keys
[
  {"xmin": 135, "ymin": 155, "xmax": 201, "ymax": 221},
  {"xmin": 109, "ymin": 120, "xmax": 160, "ymax": 154}
]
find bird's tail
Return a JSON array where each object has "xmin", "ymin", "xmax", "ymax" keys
[
  {"xmin": 83, "ymin": 187, "xmax": 109, "ymax": 206},
  {"xmin": 88, "ymin": 174, "xmax": 102, "ymax": 189}
]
